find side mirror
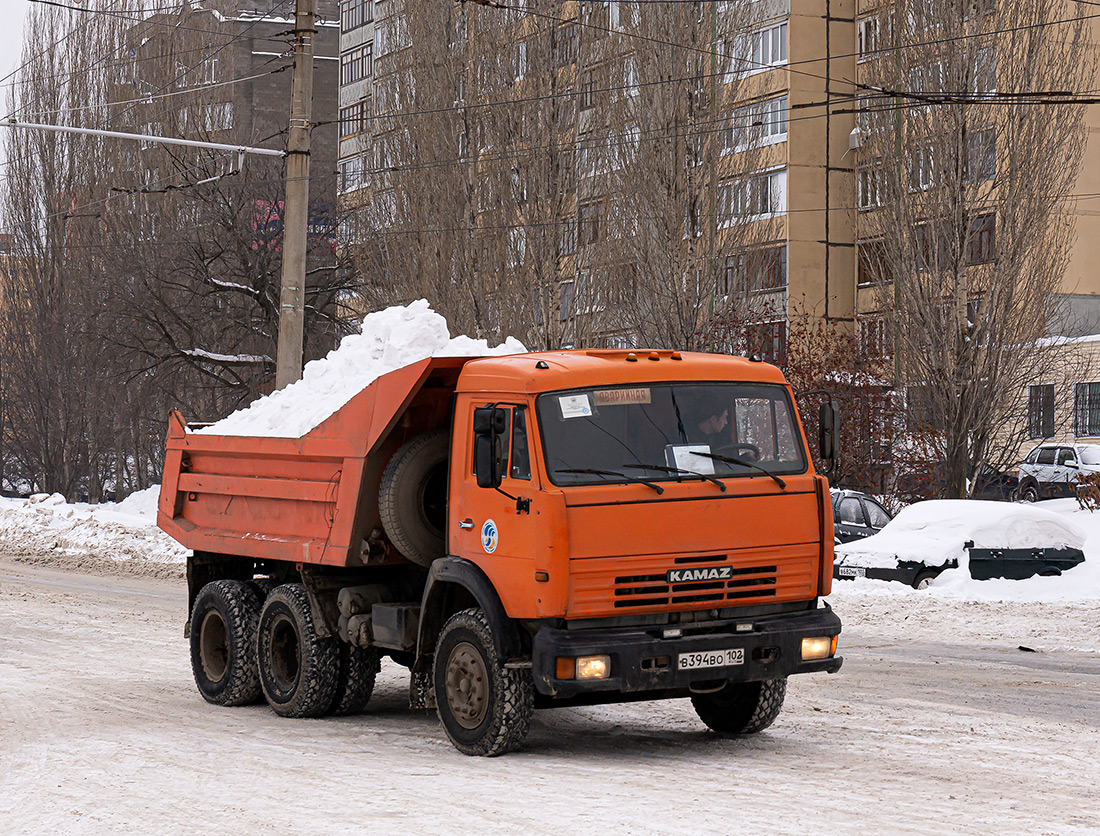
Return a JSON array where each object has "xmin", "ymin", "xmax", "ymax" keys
[
  {"xmin": 474, "ymin": 406, "xmax": 507, "ymax": 489},
  {"xmin": 819, "ymin": 401, "xmax": 840, "ymax": 464}
]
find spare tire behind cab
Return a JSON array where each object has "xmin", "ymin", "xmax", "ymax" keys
[{"xmin": 379, "ymin": 429, "xmax": 450, "ymax": 567}]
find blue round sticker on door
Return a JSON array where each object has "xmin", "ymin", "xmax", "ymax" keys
[{"xmin": 481, "ymin": 519, "xmax": 498, "ymax": 554}]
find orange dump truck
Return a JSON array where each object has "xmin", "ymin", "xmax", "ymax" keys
[{"xmin": 159, "ymin": 349, "xmax": 842, "ymax": 755}]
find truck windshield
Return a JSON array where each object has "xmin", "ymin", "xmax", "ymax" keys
[{"xmin": 537, "ymin": 382, "xmax": 807, "ymax": 487}]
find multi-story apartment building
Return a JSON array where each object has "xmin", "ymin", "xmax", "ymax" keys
[
  {"xmin": 335, "ymin": 0, "xmax": 1100, "ymax": 366},
  {"xmin": 123, "ymin": 0, "xmax": 340, "ymax": 230}
]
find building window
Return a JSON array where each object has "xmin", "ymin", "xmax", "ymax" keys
[
  {"xmin": 340, "ymin": 43, "xmax": 372, "ymax": 86},
  {"xmin": 339, "ymin": 100, "xmax": 368, "ymax": 139},
  {"xmin": 967, "ymin": 213, "xmax": 995, "ymax": 264},
  {"xmin": 859, "ymin": 315, "xmax": 890, "ymax": 359},
  {"xmin": 556, "ymin": 22, "xmax": 577, "ymax": 64},
  {"xmin": 725, "ymin": 95, "xmax": 787, "ymax": 153},
  {"xmin": 1028, "ymin": 384, "xmax": 1055, "ymax": 439},
  {"xmin": 559, "ymin": 217, "xmax": 576, "ymax": 256},
  {"xmin": 973, "ymin": 47, "xmax": 997, "ymax": 94},
  {"xmin": 858, "ymin": 239, "xmax": 891, "ymax": 286},
  {"xmin": 578, "ymin": 200, "xmax": 600, "ymax": 245},
  {"xmin": 583, "ymin": 1, "xmax": 611, "ymax": 35},
  {"xmin": 966, "ymin": 129, "xmax": 996, "ymax": 182},
  {"xmin": 858, "ymin": 161, "xmax": 884, "ymax": 210},
  {"xmin": 749, "ymin": 22, "xmax": 787, "ymax": 74},
  {"xmin": 745, "ymin": 320, "xmax": 787, "ymax": 364},
  {"xmin": 1075, "ymin": 382, "xmax": 1100, "ymax": 437},
  {"xmin": 727, "ymin": 22, "xmax": 787, "ymax": 78},
  {"xmin": 580, "ymin": 69, "xmax": 596, "ymax": 110},
  {"xmin": 341, "ymin": 0, "xmax": 373, "ymax": 32},
  {"xmin": 721, "ymin": 245, "xmax": 787, "ymax": 295},
  {"xmin": 857, "ymin": 15, "xmax": 880, "ymax": 61},
  {"xmin": 718, "ymin": 168, "xmax": 786, "ymax": 225},
  {"xmin": 909, "ymin": 142, "xmax": 935, "ymax": 191},
  {"xmin": 339, "ymin": 155, "xmax": 364, "ymax": 193}
]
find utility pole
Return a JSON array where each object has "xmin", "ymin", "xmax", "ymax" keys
[{"xmin": 275, "ymin": 0, "xmax": 317, "ymax": 389}]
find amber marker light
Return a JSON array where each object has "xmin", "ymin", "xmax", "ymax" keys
[
  {"xmin": 575, "ymin": 655, "xmax": 611, "ymax": 680},
  {"xmin": 556, "ymin": 657, "xmax": 576, "ymax": 680},
  {"xmin": 801, "ymin": 636, "xmax": 835, "ymax": 661}
]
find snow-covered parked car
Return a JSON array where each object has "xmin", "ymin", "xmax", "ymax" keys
[{"xmin": 833, "ymin": 500, "xmax": 1087, "ymax": 589}]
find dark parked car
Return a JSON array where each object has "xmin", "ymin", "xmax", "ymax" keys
[
  {"xmin": 831, "ymin": 489, "xmax": 893, "ymax": 543},
  {"xmin": 894, "ymin": 463, "xmax": 1017, "ymax": 502}
]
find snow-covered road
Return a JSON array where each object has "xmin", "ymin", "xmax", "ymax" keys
[{"xmin": 2, "ymin": 559, "xmax": 1097, "ymax": 836}]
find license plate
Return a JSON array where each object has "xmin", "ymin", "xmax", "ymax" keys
[
  {"xmin": 678, "ymin": 648, "xmax": 744, "ymax": 670},
  {"xmin": 837, "ymin": 566, "xmax": 866, "ymax": 578}
]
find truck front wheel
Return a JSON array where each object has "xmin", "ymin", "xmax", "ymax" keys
[
  {"xmin": 691, "ymin": 678, "xmax": 787, "ymax": 735},
  {"xmin": 190, "ymin": 580, "xmax": 263, "ymax": 707},
  {"xmin": 257, "ymin": 583, "xmax": 340, "ymax": 718},
  {"xmin": 433, "ymin": 608, "xmax": 533, "ymax": 756}
]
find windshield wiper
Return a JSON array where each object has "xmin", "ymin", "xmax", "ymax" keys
[
  {"xmin": 622, "ymin": 463, "xmax": 727, "ymax": 492},
  {"xmin": 555, "ymin": 468, "xmax": 665, "ymax": 494},
  {"xmin": 688, "ymin": 451, "xmax": 787, "ymax": 490}
]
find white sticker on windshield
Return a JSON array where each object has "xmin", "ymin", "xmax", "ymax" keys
[
  {"xmin": 665, "ymin": 444, "xmax": 716, "ymax": 475},
  {"xmin": 559, "ymin": 394, "xmax": 594, "ymax": 419}
]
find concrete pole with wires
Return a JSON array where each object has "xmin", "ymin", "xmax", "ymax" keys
[{"xmin": 275, "ymin": 0, "xmax": 317, "ymax": 389}]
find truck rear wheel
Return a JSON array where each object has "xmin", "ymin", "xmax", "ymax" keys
[
  {"xmin": 190, "ymin": 580, "xmax": 263, "ymax": 707},
  {"xmin": 379, "ymin": 429, "xmax": 449, "ymax": 567},
  {"xmin": 329, "ymin": 645, "xmax": 380, "ymax": 716},
  {"xmin": 257, "ymin": 583, "xmax": 340, "ymax": 718},
  {"xmin": 433, "ymin": 608, "xmax": 533, "ymax": 756},
  {"xmin": 691, "ymin": 678, "xmax": 787, "ymax": 735}
]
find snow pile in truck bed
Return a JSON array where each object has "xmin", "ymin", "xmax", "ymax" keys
[
  {"xmin": 835, "ymin": 499, "xmax": 1088, "ymax": 579},
  {"xmin": 199, "ymin": 299, "xmax": 526, "ymax": 438}
]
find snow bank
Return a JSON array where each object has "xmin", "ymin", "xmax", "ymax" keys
[
  {"xmin": 200, "ymin": 299, "xmax": 526, "ymax": 438},
  {"xmin": 0, "ymin": 488, "xmax": 186, "ymax": 578}
]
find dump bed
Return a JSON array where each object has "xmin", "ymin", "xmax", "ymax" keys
[{"xmin": 157, "ymin": 356, "xmax": 469, "ymax": 566}]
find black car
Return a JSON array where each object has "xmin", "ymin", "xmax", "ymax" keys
[{"xmin": 831, "ymin": 489, "xmax": 893, "ymax": 543}]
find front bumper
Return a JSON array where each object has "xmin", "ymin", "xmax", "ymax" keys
[{"xmin": 531, "ymin": 606, "xmax": 842, "ymax": 699}]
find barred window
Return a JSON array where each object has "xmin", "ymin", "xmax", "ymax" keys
[
  {"xmin": 1075, "ymin": 383, "xmax": 1100, "ymax": 437},
  {"xmin": 1028, "ymin": 385, "xmax": 1055, "ymax": 439}
]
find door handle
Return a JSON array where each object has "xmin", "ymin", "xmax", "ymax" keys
[{"xmin": 459, "ymin": 519, "xmax": 474, "ymax": 529}]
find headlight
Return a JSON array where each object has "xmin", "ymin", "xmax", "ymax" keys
[
  {"xmin": 576, "ymin": 655, "xmax": 611, "ymax": 680},
  {"xmin": 556, "ymin": 655, "xmax": 611, "ymax": 680},
  {"xmin": 801, "ymin": 636, "xmax": 837, "ymax": 661}
]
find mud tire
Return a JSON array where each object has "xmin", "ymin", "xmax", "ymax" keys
[
  {"xmin": 257, "ymin": 583, "xmax": 340, "ymax": 718},
  {"xmin": 379, "ymin": 429, "xmax": 450, "ymax": 567},
  {"xmin": 433, "ymin": 608, "xmax": 533, "ymax": 756},
  {"xmin": 190, "ymin": 580, "xmax": 263, "ymax": 707},
  {"xmin": 691, "ymin": 678, "xmax": 787, "ymax": 735},
  {"xmin": 329, "ymin": 645, "xmax": 380, "ymax": 716}
]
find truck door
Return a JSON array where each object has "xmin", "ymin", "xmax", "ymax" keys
[{"xmin": 452, "ymin": 402, "xmax": 545, "ymax": 617}]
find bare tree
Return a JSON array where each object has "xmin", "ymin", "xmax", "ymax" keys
[{"xmin": 857, "ymin": 0, "xmax": 1096, "ymax": 497}]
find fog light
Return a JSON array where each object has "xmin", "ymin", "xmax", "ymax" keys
[
  {"xmin": 801, "ymin": 636, "xmax": 834, "ymax": 661},
  {"xmin": 576, "ymin": 655, "xmax": 611, "ymax": 680}
]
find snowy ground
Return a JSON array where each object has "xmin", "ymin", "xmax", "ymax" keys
[{"xmin": 1, "ymin": 493, "xmax": 1099, "ymax": 834}]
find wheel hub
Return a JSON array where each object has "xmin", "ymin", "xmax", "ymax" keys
[
  {"xmin": 199, "ymin": 610, "xmax": 229, "ymax": 683},
  {"xmin": 269, "ymin": 613, "xmax": 302, "ymax": 693},
  {"xmin": 445, "ymin": 641, "xmax": 488, "ymax": 729}
]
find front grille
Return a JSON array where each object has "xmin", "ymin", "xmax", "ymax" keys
[{"xmin": 612, "ymin": 564, "xmax": 778, "ymax": 609}]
